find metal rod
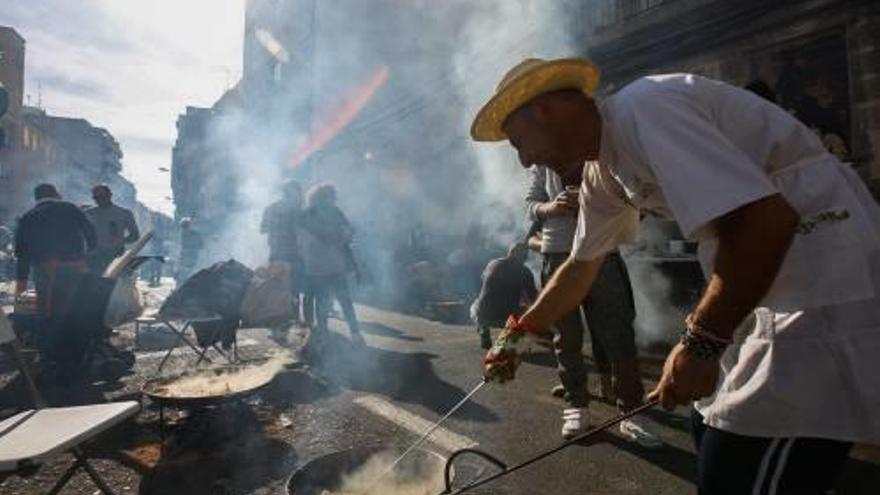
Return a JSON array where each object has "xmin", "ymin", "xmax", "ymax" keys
[
  {"xmin": 368, "ymin": 380, "xmax": 487, "ymax": 491},
  {"xmin": 444, "ymin": 398, "xmax": 659, "ymax": 495}
]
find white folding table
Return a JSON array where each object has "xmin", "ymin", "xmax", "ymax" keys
[
  {"xmin": 0, "ymin": 403, "xmax": 140, "ymax": 494},
  {"xmin": 1, "ymin": 307, "xmax": 140, "ymax": 494}
]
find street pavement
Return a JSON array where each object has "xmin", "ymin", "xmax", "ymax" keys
[
  {"xmin": 289, "ymin": 303, "xmax": 880, "ymax": 495},
  {"xmin": 1, "ymin": 277, "xmax": 879, "ymax": 494}
]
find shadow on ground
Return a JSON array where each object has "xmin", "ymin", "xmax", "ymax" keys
[
  {"xmin": 306, "ymin": 330, "xmax": 499, "ymax": 423},
  {"xmin": 358, "ymin": 321, "xmax": 424, "ymax": 343},
  {"xmin": 137, "ymin": 402, "xmax": 296, "ymax": 495}
]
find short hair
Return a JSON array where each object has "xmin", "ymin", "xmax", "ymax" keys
[
  {"xmin": 92, "ymin": 184, "xmax": 111, "ymax": 196},
  {"xmin": 305, "ymin": 183, "xmax": 336, "ymax": 208},
  {"xmin": 34, "ymin": 183, "xmax": 59, "ymax": 201}
]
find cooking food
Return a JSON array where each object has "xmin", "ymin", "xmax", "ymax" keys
[
  {"xmin": 146, "ymin": 353, "xmax": 292, "ymax": 399},
  {"xmin": 318, "ymin": 451, "xmax": 443, "ymax": 495}
]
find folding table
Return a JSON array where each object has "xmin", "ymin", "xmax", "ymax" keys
[
  {"xmin": 0, "ymin": 403, "xmax": 140, "ymax": 494},
  {"xmin": 0, "ymin": 307, "xmax": 140, "ymax": 495},
  {"xmin": 141, "ymin": 312, "xmax": 238, "ymax": 375}
]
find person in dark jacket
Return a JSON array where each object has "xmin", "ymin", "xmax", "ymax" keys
[
  {"xmin": 14, "ymin": 184, "xmax": 98, "ymax": 370},
  {"xmin": 470, "ymin": 242, "xmax": 538, "ymax": 350},
  {"xmin": 299, "ymin": 183, "xmax": 362, "ymax": 344}
]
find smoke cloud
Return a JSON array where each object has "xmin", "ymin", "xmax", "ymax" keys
[
  {"xmin": 177, "ymin": 0, "xmax": 694, "ymax": 351},
  {"xmin": 183, "ymin": 1, "xmax": 588, "ymax": 298}
]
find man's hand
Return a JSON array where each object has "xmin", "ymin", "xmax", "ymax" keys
[
  {"xmin": 647, "ymin": 343, "xmax": 720, "ymax": 410},
  {"xmin": 14, "ymin": 280, "xmax": 27, "ymax": 298},
  {"xmin": 537, "ymin": 189, "xmax": 579, "ymax": 219},
  {"xmin": 482, "ymin": 316, "xmax": 550, "ymax": 383}
]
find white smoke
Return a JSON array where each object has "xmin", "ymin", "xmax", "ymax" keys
[{"xmin": 451, "ymin": 0, "xmax": 581, "ymax": 245}]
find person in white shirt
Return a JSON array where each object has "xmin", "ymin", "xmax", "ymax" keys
[{"xmin": 471, "ymin": 58, "xmax": 880, "ymax": 494}]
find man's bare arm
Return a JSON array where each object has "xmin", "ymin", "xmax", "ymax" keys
[
  {"xmin": 520, "ymin": 255, "xmax": 605, "ymax": 331},
  {"xmin": 691, "ymin": 194, "xmax": 799, "ymax": 339}
]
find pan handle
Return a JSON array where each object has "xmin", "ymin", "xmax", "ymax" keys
[{"xmin": 442, "ymin": 447, "xmax": 507, "ymax": 494}]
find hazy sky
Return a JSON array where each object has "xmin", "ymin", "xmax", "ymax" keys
[{"xmin": 3, "ymin": 0, "xmax": 245, "ymax": 215}]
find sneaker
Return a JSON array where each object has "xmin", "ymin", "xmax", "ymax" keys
[
  {"xmin": 561, "ymin": 407, "xmax": 591, "ymax": 440},
  {"xmin": 619, "ymin": 416, "xmax": 663, "ymax": 448},
  {"xmin": 551, "ymin": 384, "xmax": 566, "ymax": 398}
]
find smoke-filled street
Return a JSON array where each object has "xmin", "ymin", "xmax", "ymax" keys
[
  {"xmin": 3, "ymin": 283, "xmax": 880, "ymax": 494},
  {"xmin": 4, "ymin": 1, "xmax": 880, "ymax": 494}
]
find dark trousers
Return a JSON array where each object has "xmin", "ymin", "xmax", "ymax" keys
[
  {"xmin": 691, "ymin": 409, "xmax": 852, "ymax": 494},
  {"xmin": 311, "ymin": 273, "xmax": 360, "ymax": 335},
  {"xmin": 542, "ymin": 252, "xmax": 644, "ymax": 410}
]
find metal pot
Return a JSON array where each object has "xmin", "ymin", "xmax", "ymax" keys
[{"xmin": 286, "ymin": 444, "xmax": 448, "ymax": 495}]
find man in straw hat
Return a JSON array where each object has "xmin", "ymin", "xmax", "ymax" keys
[{"xmin": 471, "ymin": 58, "xmax": 880, "ymax": 493}]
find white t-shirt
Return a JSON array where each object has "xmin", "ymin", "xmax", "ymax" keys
[{"xmin": 572, "ymin": 74, "xmax": 880, "ymax": 442}]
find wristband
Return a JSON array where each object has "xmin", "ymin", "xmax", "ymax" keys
[
  {"xmin": 685, "ymin": 314, "xmax": 732, "ymax": 344},
  {"xmin": 679, "ymin": 329, "xmax": 727, "ymax": 360},
  {"xmin": 505, "ymin": 315, "xmax": 545, "ymax": 338}
]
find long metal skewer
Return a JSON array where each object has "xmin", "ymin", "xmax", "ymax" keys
[
  {"xmin": 368, "ymin": 379, "xmax": 487, "ymax": 491},
  {"xmin": 443, "ymin": 398, "xmax": 660, "ymax": 495}
]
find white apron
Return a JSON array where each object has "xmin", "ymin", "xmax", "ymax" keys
[{"xmin": 694, "ymin": 154, "xmax": 880, "ymax": 443}]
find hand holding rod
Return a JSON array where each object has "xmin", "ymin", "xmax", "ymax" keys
[{"xmin": 441, "ymin": 398, "xmax": 660, "ymax": 495}]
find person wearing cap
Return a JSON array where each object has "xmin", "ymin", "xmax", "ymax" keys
[
  {"xmin": 526, "ymin": 164, "xmax": 660, "ymax": 446},
  {"xmin": 84, "ymin": 184, "xmax": 140, "ymax": 275},
  {"xmin": 471, "ymin": 58, "xmax": 880, "ymax": 493}
]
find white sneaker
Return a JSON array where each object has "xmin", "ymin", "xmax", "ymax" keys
[
  {"xmin": 619, "ymin": 416, "xmax": 663, "ymax": 448},
  {"xmin": 561, "ymin": 407, "xmax": 591, "ymax": 440}
]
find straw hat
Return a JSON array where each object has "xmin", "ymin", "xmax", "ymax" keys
[{"xmin": 470, "ymin": 58, "xmax": 600, "ymax": 142}]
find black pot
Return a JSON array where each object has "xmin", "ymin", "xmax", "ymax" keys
[{"xmin": 286, "ymin": 444, "xmax": 447, "ymax": 495}]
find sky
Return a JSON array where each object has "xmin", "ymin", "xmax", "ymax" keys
[{"xmin": 2, "ymin": 0, "xmax": 245, "ymax": 215}]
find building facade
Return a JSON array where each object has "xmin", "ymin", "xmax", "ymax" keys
[
  {"xmin": 0, "ymin": 25, "xmax": 147, "ymax": 230},
  {"xmin": 577, "ymin": 0, "xmax": 880, "ymax": 194}
]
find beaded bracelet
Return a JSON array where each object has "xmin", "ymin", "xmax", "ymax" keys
[{"xmin": 680, "ymin": 314, "xmax": 731, "ymax": 360}]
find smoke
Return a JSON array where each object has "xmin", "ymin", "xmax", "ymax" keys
[
  {"xmin": 317, "ymin": 450, "xmax": 444, "ymax": 495},
  {"xmin": 624, "ymin": 217, "xmax": 696, "ymax": 349},
  {"xmin": 178, "ymin": 1, "xmax": 587, "ymax": 306},
  {"xmin": 451, "ymin": 0, "xmax": 581, "ymax": 246}
]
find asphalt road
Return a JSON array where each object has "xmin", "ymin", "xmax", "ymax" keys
[
  {"xmin": 301, "ymin": 304, "xmax": 694, "ymax": 495},
  {"xmin": 1, "ymin": 279, "xmax": 878, "ymax": 494},
  {"xmin": 300, "ymin": 303, "xmax": 880, "ymax": 495}
]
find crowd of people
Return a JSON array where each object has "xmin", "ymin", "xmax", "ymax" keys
[{"xmin": 5, "ymin": 53, "xmax": 879, "ymax": 494}]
